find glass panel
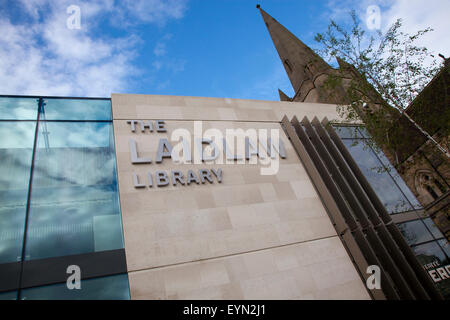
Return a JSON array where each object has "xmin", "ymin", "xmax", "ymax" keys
[
  {"xmin": 0, "ymin": 122, "xmax": 36, "ymax": 263},
  {"xmin": 413, "ymin": 241, "xmax": 448, "ymax": 268},
  {"xmin": 25, "ymin": 122, "xmax": 123, "ymax": 260},
  {"xmin": 372, "ymin": 147, "xmax": 422, "ymax": 210},
  {"xmin": 413, "ymin": 241, "xmax": 450, "ymax": 299},
  {"xmin": 42, "ymin": 99, "xmax": 111, "ymax": 121},
  {"xmin": 438, "ymin": 239, "xmax": 450, "ymax": 258},
  {"xmin": 423, "ymin": 218, "xmax": 445, "ymax": 240},
  {"xmin": 21, "ymin": 274, "xmax": 130, "ymax": 300},
  {"xmin": 343, "ymin": 139, "xmax": 414, "ymax": 213},
  {"xmin": 0, "ymin": 291, "xmax": 18, "ymax": 300},
  {"xmin": 397, "ymin": 220, "xmax": 434, "ymax": 246},
  {"xmin": 336, "ymin": 125, "xmax": 422, "ymax": 211},
  {"xmin": 357, "ymin": 127, "xmax": 370, "ymax": 138},
  {"xmin": 332, "ymin": 125, "xmax": 363, "ymax": 139},
  {"xmin": 0, "ymin": 97, "xmax": 38, "ymax": 120}
]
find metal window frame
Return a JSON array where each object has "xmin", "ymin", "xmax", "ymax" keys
[{"xmin": 0, "ymin": 94, "xmax": 109, "ymax": 100}]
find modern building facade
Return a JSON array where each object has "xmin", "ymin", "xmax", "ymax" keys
[
  {"xmin": 0, "ymin": 93, "xmax": 448, "ymax": 300},
  {"xmin": 0, "ymin": 7, "xmax": 448, "ymax": 301}
]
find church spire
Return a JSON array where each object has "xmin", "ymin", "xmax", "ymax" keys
[
  {"xmin": 278, "ymin": 89, "xmax": 291, "ymax": 101},
  {"xmin": 257, "ymin": 5, "xmax": 337, "ymax": 103}
]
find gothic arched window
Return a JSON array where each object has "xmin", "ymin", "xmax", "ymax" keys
[{"xmin": 415, "ymin": 170, "xmax": 446, "ymax": 203}]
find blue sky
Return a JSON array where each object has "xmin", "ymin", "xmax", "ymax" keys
[{"xmin": 1, "ymin": 0, "xmax": 449, "ymax": 100}]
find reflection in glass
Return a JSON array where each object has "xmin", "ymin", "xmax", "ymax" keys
[
  {"xmin": 0, "ymin": 97, "xmax": 38, "ymax": 120},
  {"xmin": 42, "ymin": 99, "xmax": 111, "ymax": 121},
  {"xmin": 0, "ymin": 291, "xmax": 18, "ymax": 300},
  {"xmin": 413, "ymin": 241, "xmax": 450, "ymax": 298},
  {"xmin": 334, "ymin": 125, "xmax": 448, "ymax": 298},
  {"xmin": 423, "ymin": 218, "xmax": 445, "ymax": 240},
  {"xmin": 332, "ymin": 125, "xmax": 363, "ymax": 139},
  {"xmin": 438, "ymin": 239, "xmax": 450, "ymax": 259},
  {"xmin": 372, "ymin": 147, "xmax": 422, "ymax": 210},
  {"xmin": 413, "ymin": 241, "xmax": 447, "ymax": 265},
  {"xmin": 0, "ymin": 122, "xmax": 36, "ymax": 263},
  {"xmin": 397, "ymin": 220, "xmax": 434, "ymax": 246},
  {"xmin": 343, "ymin": 139, "xmax": 413, "ymax": 213},
  {"xmin": 357, "ymin": 127, "xmax": 370, "ymax": 138},
  {"xmin": 21, "ymin": 274, "xmax": 130, "ymax": 300},
  {"xmin": 25, "ymin": 122, "xmax": 124, "ymax": 260}
]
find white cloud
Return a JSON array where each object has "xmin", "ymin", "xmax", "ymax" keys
[
  {"xmin": 382, "ymin": 0, "xmax": 450, "ymax": 58},
  {"xmin": 151, "ymin": 33, "xmax": 185, "ymax": 75},
  {"xmin": 122, "ymin": 0, "xmax": 187, "ymax": 25},
  {"xmin": 153, "ymin": 34, "xmax": 174, "ymax": 57},
  {"xmin": 0, "ymin": 0, "xmax": 189, "ymax": 97},
  {"xmin": 324, "ymin": 0, "xmax": 450, "ymax": 58},
  {"xmin": 154, "ymin": 42, "xmax": 167, "ymax": 57}
]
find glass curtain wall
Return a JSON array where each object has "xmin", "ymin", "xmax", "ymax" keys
[
  {"xmin": 398, "ymin": 218, "xmax": 449, "ymax": 298},
  {"xmin": 334, "ymin": 125, "xmax": 450, "ymax": 299},
  {"xmin": 334, "ymin": 126, "xmax": 421, "ymax": 213},
  {"xmin": 0, "ymin": 96, "xmax": 129, "ymax": 300},
  {"xmin": 0, "ymin": 98, "xmax": 38, "ymax": 300}
]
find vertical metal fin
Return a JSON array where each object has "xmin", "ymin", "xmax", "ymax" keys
[{"xmin": 282, "ymin": 115, "xmax": 443, "ymax": 300}]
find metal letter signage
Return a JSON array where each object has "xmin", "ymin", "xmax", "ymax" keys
[{"xmin": 127, "ymin": 120, "xmax": 286, "ymax": 189}]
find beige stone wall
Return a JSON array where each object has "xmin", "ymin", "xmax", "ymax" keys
[
  {"xmin": 111, "ymin": 93, "xmax": 344, "ymax": 122},
  {"xmin": 112, "ymin": 93, "xmax": 370, "ymax": 300}
]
